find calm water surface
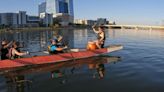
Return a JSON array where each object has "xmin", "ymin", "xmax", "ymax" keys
[{"xmin": 0, "ymin": 29, "xmax": 164, "ymax": 92}]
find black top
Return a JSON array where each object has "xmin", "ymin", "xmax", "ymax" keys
[{"xmin": 1, "ymin": 46, "xmax": 9, "ymax": 60}]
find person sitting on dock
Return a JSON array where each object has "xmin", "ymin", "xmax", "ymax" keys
[
  {"xmin": 0, "ymin": 40, "xmax": 13, "ymax": 60},
  {"xmin": 92, "ymin": 25, "xmax": 106, "ymax": 48},
  {"xmin": 9, "ymin": 42, "xmax": 28, "ymax": 59},
  {"xmin": 48, "ymin": 39, "xmax": 67, "ymax": 54}
]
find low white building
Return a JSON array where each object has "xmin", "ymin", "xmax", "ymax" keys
[
  {"xmin": 74, "ymin": 19, "xmax": 95, "ymax": 26},
  {"xmin": 108, "ymin": 21, "xmax": 116, "ymax": 25}
]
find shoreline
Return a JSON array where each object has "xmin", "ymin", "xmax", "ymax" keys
[
  {"xmin": 1, "ymin": 26, "xmax": 163, "ymax": 34},
  {"xmin": 0, "ymin": 26, "xmax": 91, "ymax": 33}
]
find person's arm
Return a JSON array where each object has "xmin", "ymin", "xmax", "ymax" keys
[
  {"xmin": 57, "ymin": 35, "xmax": 63, "ymax": 42},
  {"xmin": 92, "ymin": 25, "xmax": 99, "ymax": 34},
  {"xmin": 56, "ymin": 46, "xmax": 67, "ymax": 51},
  {"xmin": 56, "ymin": 48, "xmax": 64, "ymax": 51},
  {"xmin": 3, "ymin": 41, "xmax": 13, "ymax": 48},
  {"xmin": 13, "ymin": 49, "xmax": 27, "ymax": 56}
]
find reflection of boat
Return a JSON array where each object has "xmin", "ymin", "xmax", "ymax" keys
[
  {"xmin": 1, "ymin": 56, "xmax": 121, "ymax": 91},
  {"xmin": 0, "ymin": 45, "xmax": 123, "ymax": 69}
]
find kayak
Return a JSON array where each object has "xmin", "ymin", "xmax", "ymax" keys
[
  {"xmin": 0, "ymin": 45, "xmax": 123, "ymax": 69},
  {"xmin": 1, "ymin": 56, "xmax": 121, "ymax": 76}
]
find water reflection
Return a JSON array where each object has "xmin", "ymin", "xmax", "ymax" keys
[
  {"xmin": 1, "ymin": 56, "xmax": 121, "ymax": 92},
  {"xmin": 2, "ymin": 28, "xmax": 164, "ymax": 92},
  {"xmin": 0, "ymin": 28, "xmax": 110, "ymax": 56},
  {"xmin": 4, "ymin": 74, "xmax": 32, "ymax": 92},
  {"xmin": 91, "ymin": 63, "xmax": 105, "ymax": 79},
  {"xmin": 1, "ymin": 29, "xmax": 164, "ymax": 52}
]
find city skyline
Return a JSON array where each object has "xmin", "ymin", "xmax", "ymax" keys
[{"xmin": 0, "ymin": 0, "xmax": 164, "ymax": 25}]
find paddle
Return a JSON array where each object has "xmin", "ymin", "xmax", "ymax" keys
[{"xmin": 62, "ymin": 41, "xmax": 76, "ymax": 61}]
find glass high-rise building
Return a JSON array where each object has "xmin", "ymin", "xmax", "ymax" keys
[
  {"xmin": 46, "ymin": 0, "xmax": 74, "ymax": 17},
  {"xmin": 59, "ymin": 1, "xmax": 68, "ymax": 13},
  {"xmin": 0, "ymin": 13, "xmax": 18, "ymax": 27},
  {"xmin": 39, "ymin": 0, "xmax": 74, "ymax": 25},
  {"xmin": 65, "ymin": 0, "xmax": 74, "ymax": 16},
  {"xmin": 18, "ymin": 11, "xmax": 27, "ymax": 25},
  {"xmin": 39, "ymin": 2, "xmax": 46, "ymax": 14},
  {"xmin": 46, "ymin": 0, "xmax": 57, "ymax": 15}
]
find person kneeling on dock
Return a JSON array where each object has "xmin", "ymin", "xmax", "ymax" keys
[{"xmin": 48, "ymin": 39, "xmax": 67, "ymax": 54}]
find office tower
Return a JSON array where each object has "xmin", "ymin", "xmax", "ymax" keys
[
  {"xmin": 39, "ymin": 2, "xmax": 53, "ymax": 26},
  {"xmin": 39, "ymin": 0, "xmax": 74, "ymax": 25},
  {"xmin": 18, "ymin": 11, "xmax": 27, "ymax": 26},
  {"xmin": 46, "ymin": 0, "xmax": 74, "ymax": 16},
  {"xmin": 39, "ymin": 2, "xmax": 46, "ymax": 15},
  {"xmin": 0, "ymin": 13, "xmax": 18, "ymax": 27}
]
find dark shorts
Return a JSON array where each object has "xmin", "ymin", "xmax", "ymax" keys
[
  {"xmin": 100, "ymin": 41, "xmax": 105, "ymax": 48},
  {"xmin": 101, "ymin": 43, "xmax": 105, "ymax": 48}
]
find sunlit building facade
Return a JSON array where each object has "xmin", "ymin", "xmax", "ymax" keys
[
  {"xmin": 65, "ymin": 0, "xmax": 74, "ymax": 16},
  {"xmin": 39, "ymin": 2, "xmax": 53, "ymax": 26},
  {"xmin": 46, "ymin": 0, "xmax": 74, "ymax": 17},
  {"xmin": 46, "ymin": 0, "xmax": 58, "ymax": 16},
  {"xmin": 43, "ymin": 0, "xmax": 74, "ymax": 25},
  {"xmin": 39, "ymin": 2, "xmax": 46, "ymax": 15},
  {"xmin": 74, "ymin": 19, "xmax": 96, "ymax": 26}
]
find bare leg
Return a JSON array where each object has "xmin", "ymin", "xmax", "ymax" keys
[{"xmin": 95, "ymin": 40, "xmax": 101, "ymax": 49}]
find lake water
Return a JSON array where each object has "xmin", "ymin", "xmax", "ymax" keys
[{"xmin": 0, "ymin": 29, "xmax": 164, "ymax": 92}]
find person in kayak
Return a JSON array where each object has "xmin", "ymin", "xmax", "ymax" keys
[
  {"xmin": 0, "ymin": 40, "xmax": 13, "ymax": 60},
  {"xmin": 52, "ymin": 32, "xmax": 63, "ymax": 47},
  {"xmin": 48, "ymin": 39, "xmax": 67, "ymax": 54},
  {"xmin": 92, "ymin": 25, "xmax": 106, "ymax": 48},
  {"xmin": 9, "ymin": 42, "xmax": 28, "ymax": 59}
]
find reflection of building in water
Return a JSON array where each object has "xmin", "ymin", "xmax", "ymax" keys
[
  {"xmin": 50, "ymin": 29, "xmax": 88, "ymax": 48},
  {"xmin": 108, "ymin": 29, "xmax": 116, "ymax": 39},
  {"xmin": 87, "ymin": 29, "xmax": 97, "ymax": 41},
  {"xmin": 67, "ymin": 29, "xmax": 88, "ymax": 48},
  {"xmin": 40, "ymin": 31, "xmax": 50, "ymax": 49},
  {"xmin": 0, "ymin": 31, "xmax": 29, "ymax": 46}
]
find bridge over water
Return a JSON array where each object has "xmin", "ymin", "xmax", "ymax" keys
[{"xmin": 104, "ymin": 25, "xmax": 164, "ymax": 30}]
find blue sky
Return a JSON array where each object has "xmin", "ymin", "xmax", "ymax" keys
[{"xmin": 0, "ymin": 0, "xmax": 164, "ymax": 25}]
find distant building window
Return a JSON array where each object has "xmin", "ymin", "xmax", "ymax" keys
[{"xmin": 59, "ymin": 1, "xmax": 68, "ymax": 13}]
